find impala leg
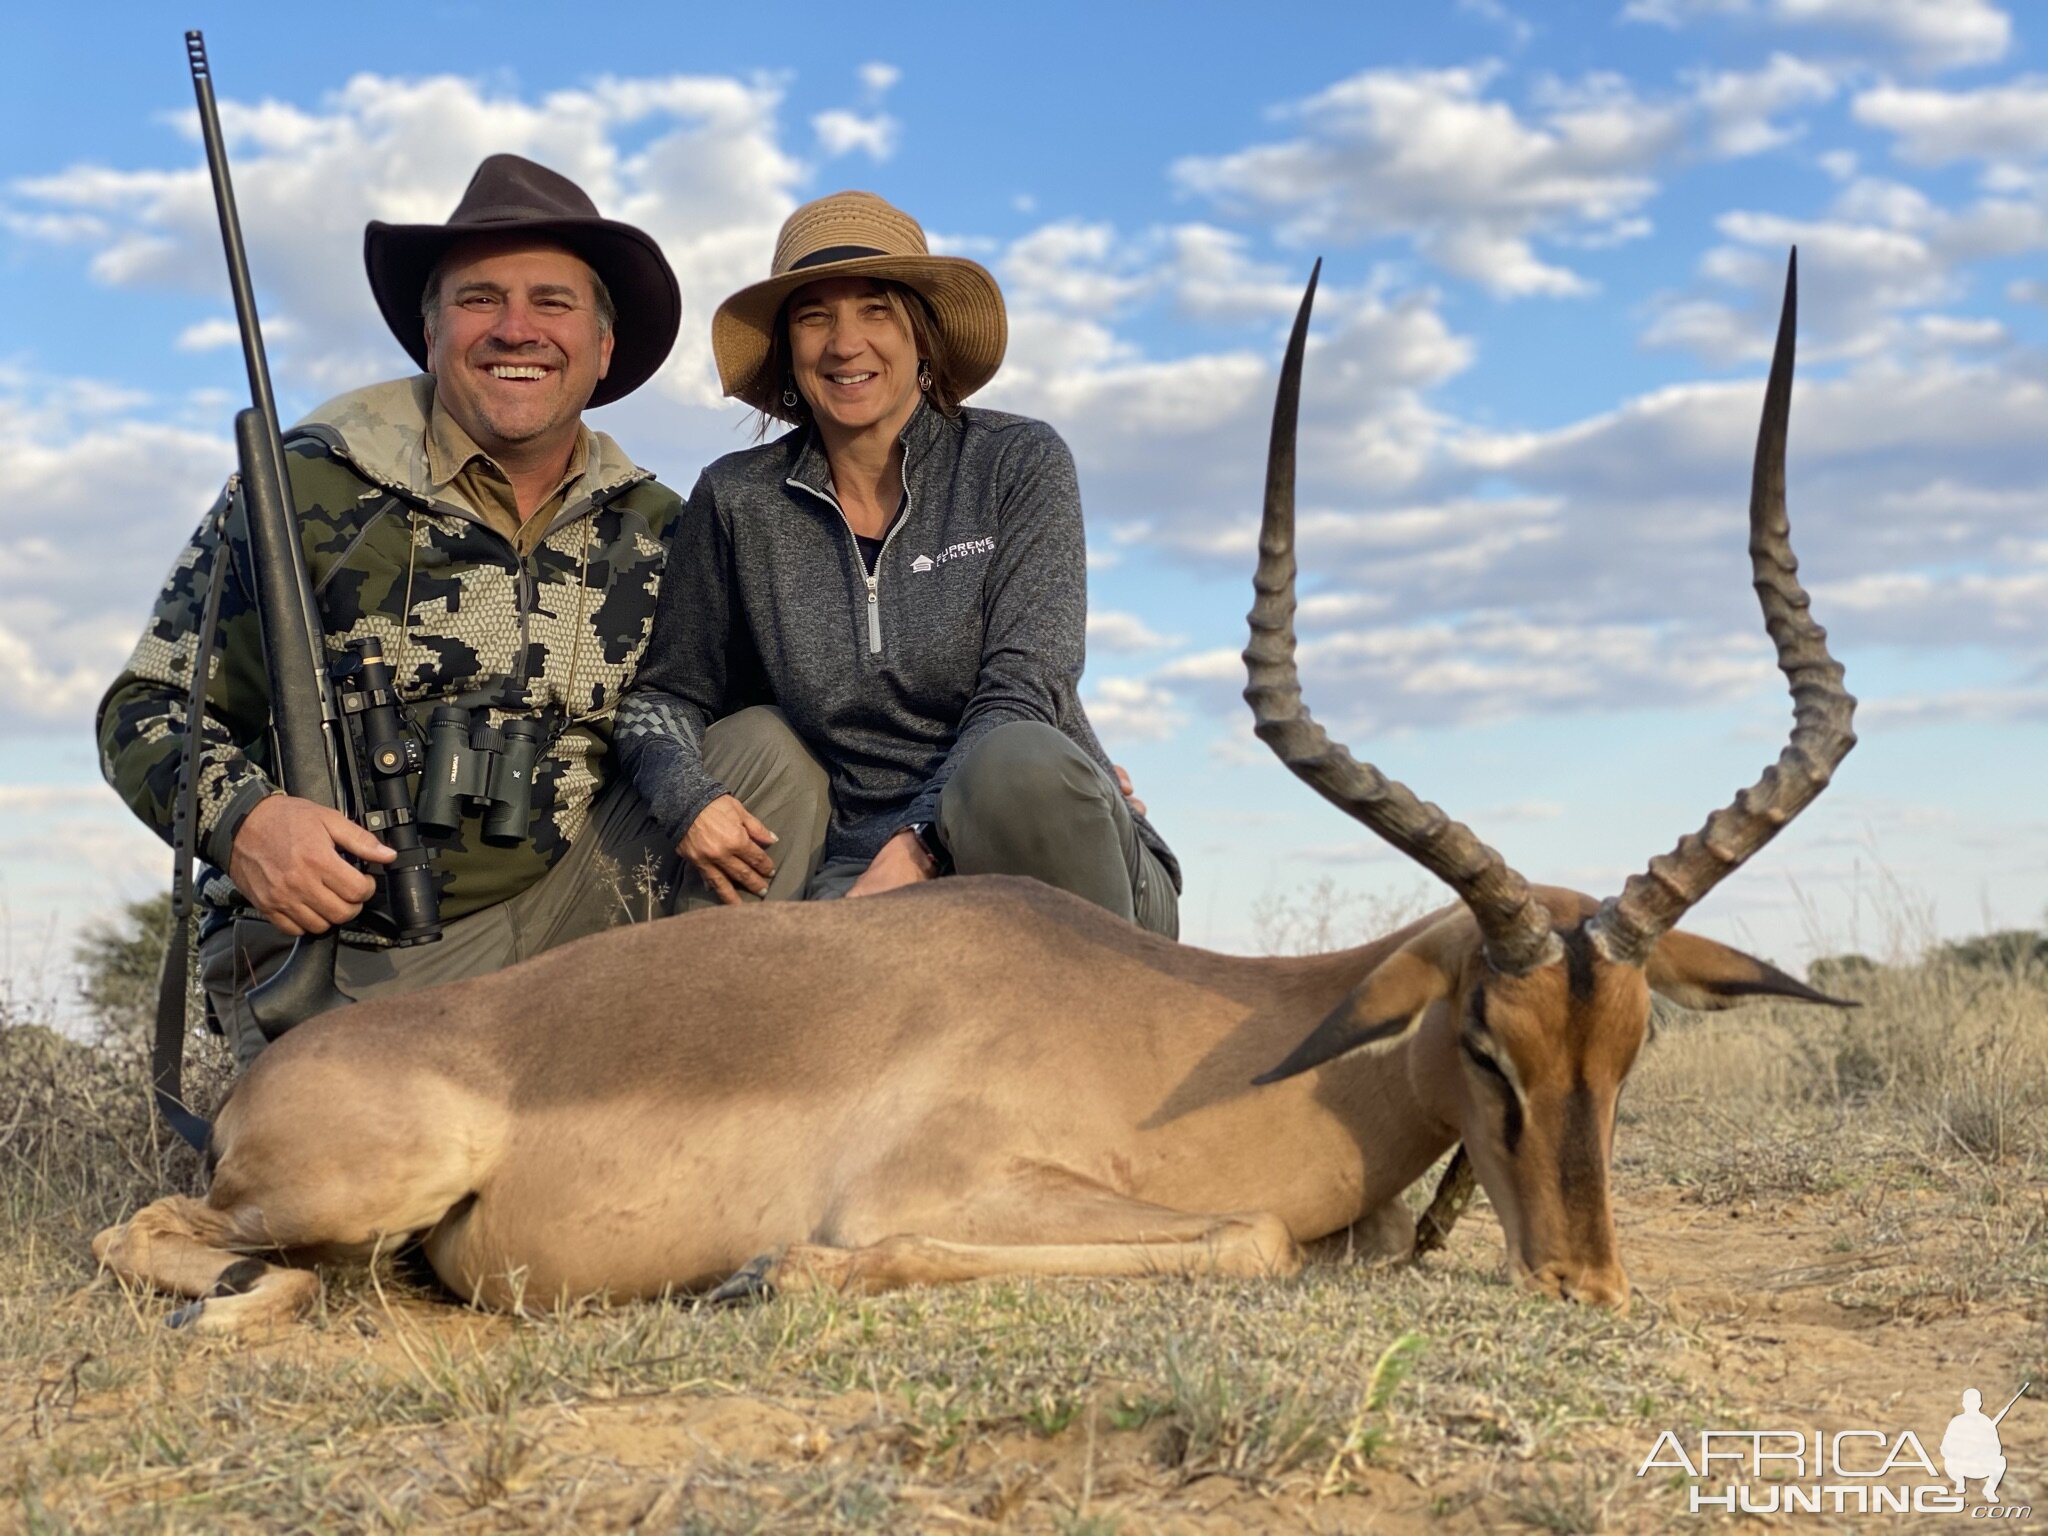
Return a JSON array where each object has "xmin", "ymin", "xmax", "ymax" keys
[
  {"xmin": 92, "ymin": 1196, "xmax": 321, "ymax": 1334},
  {"xmin": 719, "ymin": 1176, "xmax": 1304, "ymax": 1299}
]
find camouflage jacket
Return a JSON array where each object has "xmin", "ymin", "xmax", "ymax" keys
[{"xmin": 97, "ymin": 376, "xmax": 686, "ymax": 929}]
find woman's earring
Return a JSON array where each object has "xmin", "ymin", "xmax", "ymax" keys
[
  {"xmin": 917, "ymin": 363, "xmax": 933, "ymax": 392},
  {"xmin": 781, "ymin": 383, "xmax": 801, "ymax": 409}
]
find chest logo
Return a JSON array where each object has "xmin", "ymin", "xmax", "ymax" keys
[{"xmin": 911, "ymin": 537, "xmax": 997, "ymax": 574}]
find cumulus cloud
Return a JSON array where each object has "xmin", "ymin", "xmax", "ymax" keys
[
  {"xmin": 0, "ymin": 371, "xmax": 231, "ymax": 732},
  {"xmin": 1854, "ymin": 77, "xmax": 2048, "ymax": 164},
  {"xmin": 1625, "ymin": 0, "xmax": 2011, "ymax": 72},
  {"xmin": 11, "ymin": 71, "xmax": 807, "ymax": 409},
  {"xmin": 1172, "ymin": 63, "xmax": 1675, "ymax": 297},
  {"xmin": 1689, "ymin": 53, "xmax": 1838, "ymax": 156},
  {"xmin": 1080, "ymin": 675, "xmax": 1187, "ymax": 743},
  {"xmin": 1089, "ymin": 611, "xmax": 1183, "ymax": 653},
  {"xmin": 1645, "ymin": 163, "xmax": 2048, "ymax": 362},
  {"xmin": 813, "ymin": 109, "xmax": 899, "ymax": 161}
]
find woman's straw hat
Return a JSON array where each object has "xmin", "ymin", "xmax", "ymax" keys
[{"xmin": 713, "ymin": 190, "xmax": 1007, "ymax": 420}]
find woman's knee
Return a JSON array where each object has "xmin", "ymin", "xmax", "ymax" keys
[
  {"xmin": 946, "ymin": 723, "xmax": 1107, "ymax": 828},
  {"xmin": 702, "ymin": 706, "xmax": 829, "ymax": 802}
]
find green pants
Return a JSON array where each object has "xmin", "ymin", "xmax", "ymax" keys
[{"xmin": 692, "ymin": 708, "xmax": 1178, "ymax": 939}]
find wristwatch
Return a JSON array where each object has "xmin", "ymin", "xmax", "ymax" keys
[{"xmin": 904, "ymin": 821, "xmax": 952, "ymax": 875}]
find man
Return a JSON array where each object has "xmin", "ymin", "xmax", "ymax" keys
[{"xmin": 98, "ymin": 155, "xmax": 817, "ymax": 1065}]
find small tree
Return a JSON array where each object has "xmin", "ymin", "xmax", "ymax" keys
[{"xmin": 72, "ymin": 892, "xmax": 201, "ymax": 1048}]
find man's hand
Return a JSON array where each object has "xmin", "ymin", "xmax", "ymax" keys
[
  {"xmin": 1113, "ymin": 763, "xmax": 1147, "ymax": 818},
  {"xmin": 846, "ymin": 829, "xmax": 936, "ymax": 899},
  {"xmin": 228, "ymin": 793, "xmax": 396, "ymax": 936},
  {"xmin": 680, "ymin": 793, "xmax": 779, "ymax": 904}
]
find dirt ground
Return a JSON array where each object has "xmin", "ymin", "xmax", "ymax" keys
[{"xmin": 8, "ymin": 1168, "xmax": 2041, "ymax": 1534}]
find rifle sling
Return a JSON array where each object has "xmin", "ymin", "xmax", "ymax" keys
[{"xmin": 152, "ymin": 495, "xmax": 234, "ymax": 1154}]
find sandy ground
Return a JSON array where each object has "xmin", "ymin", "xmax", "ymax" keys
[{"xmin": 15, "ymin": 1172, "xmax": 2039, "ymax": 1534}]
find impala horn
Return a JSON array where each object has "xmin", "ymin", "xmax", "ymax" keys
[
  {"xmin": 1587, "ymin": 249, "xmax": 1857, "ymax": 966},
  {"xmin": 1244, "ymin": 262, "xmax": 1561, "ymax": 977}
]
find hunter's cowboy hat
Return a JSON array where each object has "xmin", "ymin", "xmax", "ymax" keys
[
  {"xmin": 364, "ymin": 154, "xmax": 680, "ymax": 408},
  {"xmin": 713, "ymin": 189, "xmax": 1007, "ymax": 420}
]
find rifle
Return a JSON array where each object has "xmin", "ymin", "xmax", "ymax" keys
[{"xmin": 153, "ymin": 32, "xmax": 440, "ymax": 1149}]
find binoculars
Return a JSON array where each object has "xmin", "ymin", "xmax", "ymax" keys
[{"xmin": 418, "ymin": 703, "xmax": 544, "ymax": 846}]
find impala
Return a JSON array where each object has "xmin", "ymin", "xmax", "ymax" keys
[{"xmin": 94, "ymin": 253, "xmax": 1852, "ymax": 1332}]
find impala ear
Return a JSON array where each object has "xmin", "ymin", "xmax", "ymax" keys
[
  {"xmin": 1645, "ymin": 929, "xmax": 1856, "ymax": 1012},
  {"xmin": 1253, "ymin": 947, "xmax": 1453, "ymax": 1085}
]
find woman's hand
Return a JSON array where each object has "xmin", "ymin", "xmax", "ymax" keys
[
  {"xmin": 846, "ymin": 829, "xmax": 937, "ymax": 899},
  {"xmin": 1113, "ymin": 764, "xmax": 1147, "ymax": 818},
  {"xmin": 680, "ymin": 794, "xmax": 779, "ymax": 904}
]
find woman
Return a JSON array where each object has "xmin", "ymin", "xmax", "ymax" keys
[{"xmin": 616, "ymin": 190, "xmax": 1179, "ymax": 935}]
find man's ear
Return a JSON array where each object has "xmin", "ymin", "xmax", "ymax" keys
[
  {"xmin": 1646, "ymin": 929, "xmax": 1857, "ymax": 1012},
  {"xmin": 596, "ymin": 322, "xmax": 615, "ymax": 380}
]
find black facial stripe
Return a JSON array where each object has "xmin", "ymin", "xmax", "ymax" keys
[
  {"xmin": 1558, "ymin": 1081, "xmax": 1604, "ymax": 1218},
  {"xmin": 1562, "ymin": 923, "xmax": 1597, "ymax": 1003},
  {"xmin": 1462, "ymin": 1040, "xmax": 1523, "ymax": 1154}
]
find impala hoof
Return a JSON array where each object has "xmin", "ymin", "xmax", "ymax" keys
[{"xmin": 708, "ymin": 1255, "xmax": 777, "ymax": 1306}]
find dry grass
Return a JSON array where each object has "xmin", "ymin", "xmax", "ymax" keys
[{"xmin": 3, "ymin": 902, "xmax": 2044, "ymax": 1532}]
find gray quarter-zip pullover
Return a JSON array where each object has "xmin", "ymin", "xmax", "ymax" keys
[{"xmin": 616, "ymin": 401, "xmax": 1180, "ymax": 887}]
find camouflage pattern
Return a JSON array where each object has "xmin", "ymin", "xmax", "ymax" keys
[{"xmin": 98, "ymin": 376, "xmax": 686, "ymax": 930}]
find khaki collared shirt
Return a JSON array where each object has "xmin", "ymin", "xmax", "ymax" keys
[{"xmin": 426, "ymin": 396, "xmax": 593, "ymax": 556}]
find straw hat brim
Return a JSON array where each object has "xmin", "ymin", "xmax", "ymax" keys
[{"xmin": 712, "ymin": 253, "xmax": 1007, "ymax": 421}]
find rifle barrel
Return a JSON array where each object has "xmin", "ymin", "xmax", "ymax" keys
[{"xmin": 1992, "ymin": 1381, "xmax": 2030, "ymax": 1426}]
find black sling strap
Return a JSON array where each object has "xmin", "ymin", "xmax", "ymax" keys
[{"xmin": 151, "ymin": 494, "xmax": 235, "ymax": 1154}]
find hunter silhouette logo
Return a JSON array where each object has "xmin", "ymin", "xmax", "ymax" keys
[
  {"xmin": 1942, "ymin": 1384, "xmax": 2027, "ymax": 1502},
  {"xmin": 1638, "ymin": 1380, "xmax": 2032, "ymax": 1518}
]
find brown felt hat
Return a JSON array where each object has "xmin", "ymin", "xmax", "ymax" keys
[
  {"xmin": 364, "ymin": 154, "xmax": 680, "ymax": 408},
  {"xmin": 713, "ymin": 190, "xmax": 1007, "ymax": 421}
]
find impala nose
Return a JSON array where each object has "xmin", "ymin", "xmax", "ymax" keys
[{"xmin": 1529, "ymin": 1261, "xmax": 1631, "ymax": 1312}]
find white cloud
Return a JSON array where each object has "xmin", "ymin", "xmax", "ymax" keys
[
  {"xmin": 1459, "ymin": 0, "xmax": 1536, "ymax": 44},
  {"xmin": 1001, "ymin": 221, "xmax": 1154, "ymax": 314},
  {"xmin": 1089, "ymin": 611, "xmax": 1183, "ymax": 653},
  {"xmin": 1172, "ymin": 64, "xmax": 1675, "ymax": 297},
  {"xmin": 1081, "ymin": 675, "xmax": 1186, "ymax": 743},
  {"xmin": 812, "ymin": 108, "xmax": 899, "ymax": 161},
  {"xmin": 858, "ymin": 62, "xmax": 902, "ymax": 100},
  {"xmin": 1854, "ymin": 78, "xmax": 2048, "ymax": 164},
  {"xmin": 0, "ymin": 373, "xmax": 231, "ymax": 733},
  {"xmin": 1624, "ymin": 0, "xmax": 2011, "ymax": 72},
  {"xmin": 12, "ymin": 71, "xmax": 807, "ymax": 409},
  {"xmin": 1646, "ymin": 163, "xmax": 2048, "ymax": 361},
  {"xmin": 1775, "ymin": 0, "xmax": 2010, "ymax": 71},
  {"xmin": 1689, "ymin": 53, "xmax": 1838, "ymax": 157},
  {"xmin": 175, "ymin": 315, "xmax": 297, "ymax": 352}
]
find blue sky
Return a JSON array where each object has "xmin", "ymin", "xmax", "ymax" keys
[{"xmin": 4, "ymin": 0, "xmax": 2044, "ymax": 1001}]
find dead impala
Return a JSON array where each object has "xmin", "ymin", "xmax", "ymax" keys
[{"xmin": 94, "ymin": 252, "xmax": 1852, "ymax": 1332}]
